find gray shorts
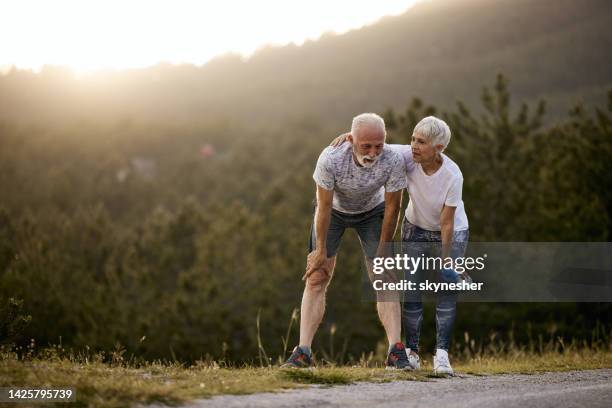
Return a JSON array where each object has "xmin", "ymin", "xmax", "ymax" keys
[{"xmin": 309, "ymin": 201, "xmax": 385, "ymax": 259}]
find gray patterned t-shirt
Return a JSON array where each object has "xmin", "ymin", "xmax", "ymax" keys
[{"xmin": 313, "ymin": 143, "xmax": 408, "ymax": 214}]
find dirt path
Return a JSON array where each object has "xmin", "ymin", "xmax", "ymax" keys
[{"xmin": 148, "ymin": 369, "xmax": 612, "ymax": 408}]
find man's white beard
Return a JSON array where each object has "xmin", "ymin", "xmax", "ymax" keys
[{"xmin": 355, "ymin": 151, "xmax": 380, "ymax": 168}]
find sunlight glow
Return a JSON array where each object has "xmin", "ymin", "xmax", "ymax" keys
[{"xmin": 0, "ymin": 0, "xmax": 417, "ymax": 74}]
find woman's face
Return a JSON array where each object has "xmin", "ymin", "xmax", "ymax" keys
[{"xmin": 411, "ymin": 132, "xmax": 439, "ymax": 163}]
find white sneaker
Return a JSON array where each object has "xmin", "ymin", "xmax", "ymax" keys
[
  {"xmin": 433, "ymin": 349, "xmax": 454, "ymax": 376},
  {"xmin": 405, "ymin": 348, "xmax": 420, "ymax": 370}
]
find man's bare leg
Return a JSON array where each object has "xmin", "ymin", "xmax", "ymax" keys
[
  {"xmin": 299, "ymin": 256, "xmax": 336, "ymax": 347},
  {"xmin": 377, "ymin": 299, "xmax": 402, "ymax": 345},
  {"xmin": 366, "ymin": 259, "xmax": 402, "ymax": 346}
]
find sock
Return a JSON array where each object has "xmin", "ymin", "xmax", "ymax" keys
[{"xmin": 298, "ymin": 345, "xmax": 312, "ymax": 356}]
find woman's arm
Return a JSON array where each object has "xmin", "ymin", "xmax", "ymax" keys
[
  {"xmin": 330, "ymin": 133, "xmax": 350, "ymax": 147},
  {"xmin": 440, "ymin": 205, "xmax": 456, "ymax": 260}
]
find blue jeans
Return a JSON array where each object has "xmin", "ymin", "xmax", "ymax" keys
[
  {"xmin": 309, "ymin": 201, "xmax": 385, "ymax": 259},
  {"xmin": 401, "ymin": 217, "xmax": 469, "ymax": 352}
]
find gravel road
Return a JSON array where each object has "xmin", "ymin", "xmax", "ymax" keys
[{"xmin": 146, "ymin": 369, "xmax": 612, "ymax": 408}]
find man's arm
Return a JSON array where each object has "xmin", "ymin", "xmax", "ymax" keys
[
  {"xmin": 376, "ymin": 190, "xmax": 403, "ymax": 257},
  {"xmin": 440, "ymin": 205, "xmax": 456, "ymax": 259},
  {"xmin": 303, "ymin": 185, "xmax": 334, "ymax": 280}
]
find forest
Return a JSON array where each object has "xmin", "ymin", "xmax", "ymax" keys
[
  {"xmin": 1, "ymin": 0, "xmax": 611, "ymax": 364},
  {"xmin": 1, "ymin": 73, "xmax": 610, "ymax": 363}
]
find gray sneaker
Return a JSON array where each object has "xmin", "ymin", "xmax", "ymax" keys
[
  {"xmin": 386, "ymin": 342, "xmax": 412, "ymax": 370},
  {"xmin": 281, "ymin": 346, "xmax": 313, "ymax": 369}
]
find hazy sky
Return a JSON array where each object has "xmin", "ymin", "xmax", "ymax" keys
[{"xmin": 1, "ymin": 0, "xmax": 418, "ymax": 73}]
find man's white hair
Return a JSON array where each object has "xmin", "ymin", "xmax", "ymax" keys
[
  {"xmin": 351, "ymin": 113, "xmax": 386, "ymax": 139},
  {"xmin": 413, "ymin": 116, "xmax": 451, "ymax": 151}
]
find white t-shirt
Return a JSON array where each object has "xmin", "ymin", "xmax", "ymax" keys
[
  {"xmin": 313, "ymin": 143, "xmax": 407, "ymax": 214},
  {"xmin": 389, "ymin": 144, "xmax": 469, "ymax": 231}
]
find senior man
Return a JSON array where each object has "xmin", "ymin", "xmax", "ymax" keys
[{"xmin": 282, "ymin": 113, "xmax": 411, "ymax": 370}]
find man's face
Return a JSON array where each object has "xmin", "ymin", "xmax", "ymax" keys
[{"xmin": 349, "ymin": 127, "xmax": 385, "ymax": 168}]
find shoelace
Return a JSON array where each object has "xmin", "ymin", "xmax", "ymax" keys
[
  {"xmin": 288, "ymin": 348, "xmax": 307, "ymax": 363},
  {"xmin": 392, "ymin": 349, "xmax": 409, "ymax": 364}
]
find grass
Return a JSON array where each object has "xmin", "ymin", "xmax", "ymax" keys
[
  {"xmin": 456, "ymin": 348, "xmax": 612, "ymax": 375},
  {"xmin": 1, "ymin": 345, "xmax": 611, "ymax": 408}
]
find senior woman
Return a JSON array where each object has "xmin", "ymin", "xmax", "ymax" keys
[{"xmin": 331, "ymin": 116, "xmax": 469, "ymax": 375}]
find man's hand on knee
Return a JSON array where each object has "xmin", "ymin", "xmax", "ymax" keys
[{"xmin": 303, "ymin": 251, "xmax": 335, "ymax": 281}]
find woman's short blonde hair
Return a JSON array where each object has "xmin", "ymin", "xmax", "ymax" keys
[{"xmin": 413, "ymin": 116, "xmax": 451, "ymax": 151}]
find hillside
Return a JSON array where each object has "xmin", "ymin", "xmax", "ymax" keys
[{"xmin": 0, "ymin": 0, "xmax": 611, "ymax": 126}]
